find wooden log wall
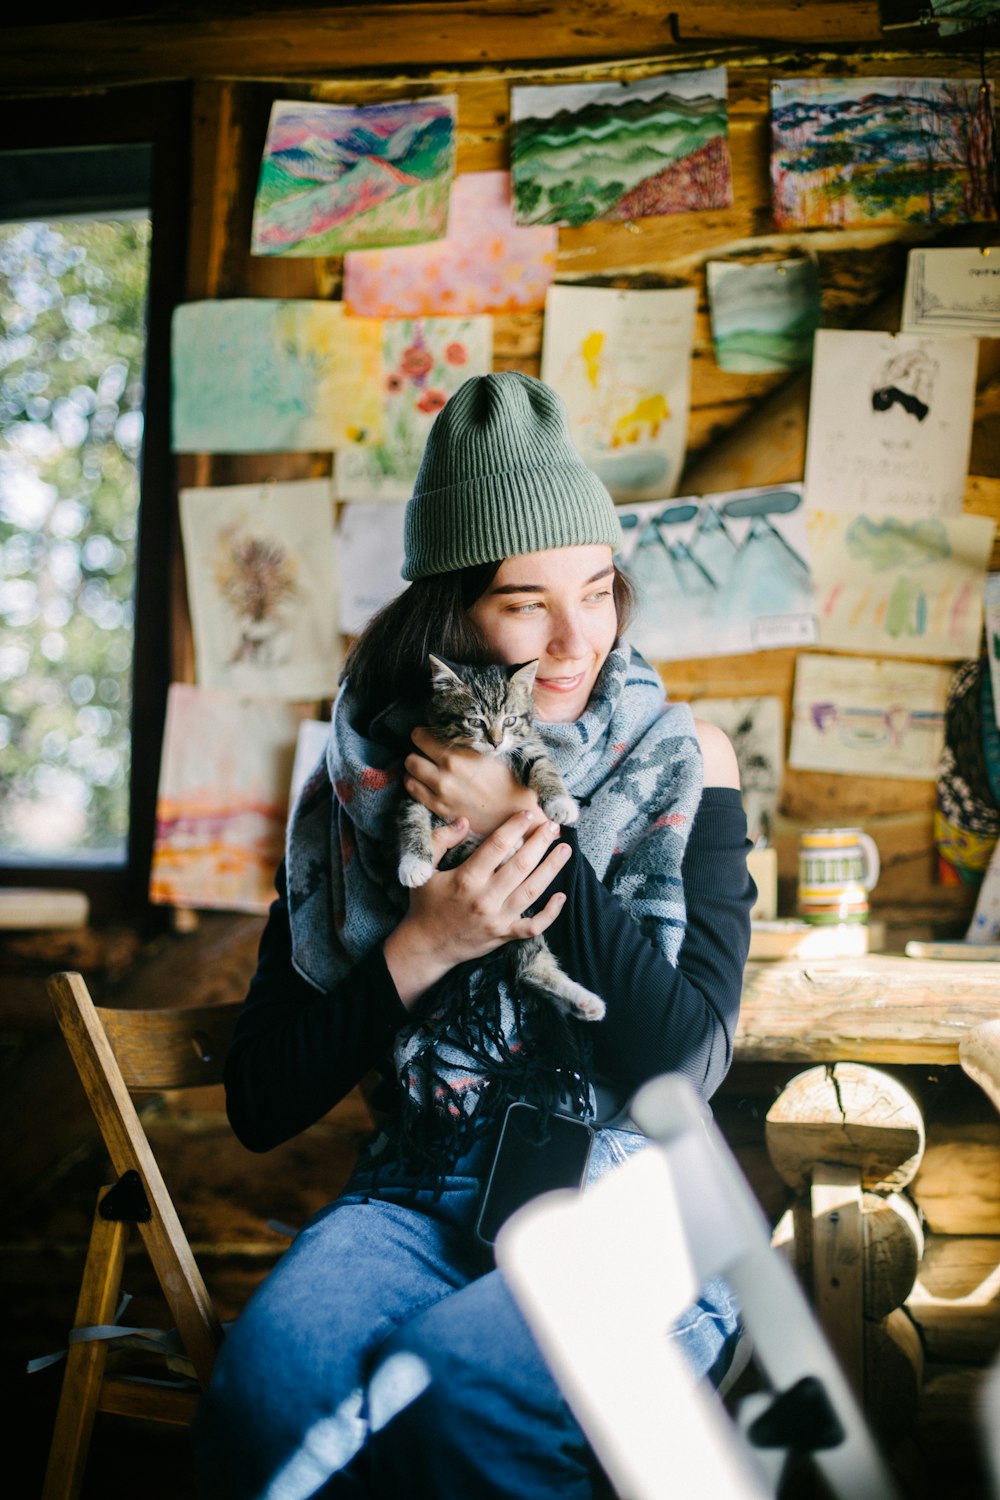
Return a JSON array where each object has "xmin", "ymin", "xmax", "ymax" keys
[{"xmin": 172, "ymin": 32, "xmax": 1000, "ymax": 939}]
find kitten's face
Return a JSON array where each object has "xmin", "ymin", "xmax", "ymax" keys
[{"xmin": 426, "ymin": 657, "xmax": 538, "ymax": 755}]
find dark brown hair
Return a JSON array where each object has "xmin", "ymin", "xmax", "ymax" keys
[{"xmin": 342, "ymin": 560, "xmax": 637, "ymax": 719}]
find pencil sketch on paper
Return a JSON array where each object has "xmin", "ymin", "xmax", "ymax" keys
[
  {"xmin": 179, "ymin": 480, "xmax": 340, "ymax": 699},
  {"xmin": 616, "ymin": 484, "xmax": 817, "ymax": 660},
  {"xmin": 250, "ymin": 95, "xmax": 457, "ymax": 257},
  {"xmin": 510, "ymin": 67, "xmax": 732, "ymax": 227},
  {"xmin": 789, "ymin": 652, "xmax": 951, "ymax": 780},
  {"xmin": 771, "ymin": 76, "xmax": 997, "ymax": 229},
  {"xmin": 807, "ymin": 509, "xmax": 996, "ymax": 660},
  {"xmin": 902, "ymin": 247, "xmax": 1000, "ymax": 338},
  {"xmin": 803, "ymin": 329, "xmax": 977, "ymax": 516},
  {"xmin": 149, "ymin": 685, "xmax": 310, "ymax": 915},
  {"xmin": 690, "ymin": 695, "xmax": 784, "ymax": 842}
]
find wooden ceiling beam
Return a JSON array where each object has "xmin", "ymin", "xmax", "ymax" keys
[{"xmin": 1, "ymin": 3, "xmax": 886, "ymax": 93}]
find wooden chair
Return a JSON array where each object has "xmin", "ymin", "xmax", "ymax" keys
[{"xmin": 41, "ymin": 970, "xmax": 242, "ymax": 1500}]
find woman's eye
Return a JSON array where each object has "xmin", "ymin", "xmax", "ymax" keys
[{"xmin": 586, "ymin": 589, "xmax": 612, "ymax": 603}]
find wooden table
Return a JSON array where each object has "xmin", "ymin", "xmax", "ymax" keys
[{"xmin": 735, "ymin": 954, "xmax": 1000, "ymax": 1067}]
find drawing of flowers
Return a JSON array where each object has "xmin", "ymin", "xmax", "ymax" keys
[{"xmin": 214, "ymin": 524, "xmax": 300, "ymax": 665}]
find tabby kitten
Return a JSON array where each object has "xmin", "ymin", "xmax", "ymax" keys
[{"xmin": 396, "ymin": 655, "xmax": 606, "ymax": 1022}]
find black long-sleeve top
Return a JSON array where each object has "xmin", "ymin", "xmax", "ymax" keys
[{"xmin": 225, "ymin": 787, "xmax": 754, "ymax": 1153}]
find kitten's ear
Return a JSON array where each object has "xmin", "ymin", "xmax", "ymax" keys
[
  {"xmin": 428, "ymin": 654, "xmax": 463, "ymax": 689},
  {"xmin": 509, "ymin": 659, "xmax": 539, "ymax": 691}
]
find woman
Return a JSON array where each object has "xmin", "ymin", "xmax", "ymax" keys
[{"xmin": 193, "ymin": 372, "xmax": 755, "ymax": 1500}]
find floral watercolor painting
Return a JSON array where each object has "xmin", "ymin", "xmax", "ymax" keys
[
  {"xmin": 171, "ymin": 299, "xmax": 383, "ymax": 453},
  {"xmin": 511, "ymin": 67, "xmax": 732, "ymax": 227},
  {"xmin": 250, "ymin": 95, "xmax": 457, "ymax": 258},
  {"xmin": 179, "ymin": 479, "xmax": 340, "ymax": 697},
  {"xmin": 706, "ymin": 256, "xmax": 822, "ymax": 372},
  {"xmin": 335, "ymin": 316, "xmax": 492, "ymax": 500},
  {"xmin": 771, "ymin": 76, "xmax": 997, "ymax": 229},
  {"xmin": 150, "ymin": 685, "xmax": 311, "ymax": 914},
  {"xmin": 342, "ymin": 171, "xmax": 557, "ymax": 317}
]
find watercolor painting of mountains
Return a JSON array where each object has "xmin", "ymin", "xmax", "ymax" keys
[
  {"xmin": 250, "ymin": 95, "xmax": 456, "ymax": 257},
  {"xmin": 771, "ymin": 76, "xmax": 997, "ymax": 229},
  {"xmin": 510, "ymin": 67, "xmax": 732, "ymax": 227},
  {"xmin": 707, "ymin": 256, "xmax": 822, "ymax": 373}
]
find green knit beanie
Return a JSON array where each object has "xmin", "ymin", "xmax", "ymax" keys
[{"xmin": 402, "ymin": 372, "xmax": 623, "ymax": 580}]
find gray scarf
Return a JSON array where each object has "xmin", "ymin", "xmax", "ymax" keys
[{"xmin": 286, "ymin": 642, "xmax": 702, "ymax": 1118}]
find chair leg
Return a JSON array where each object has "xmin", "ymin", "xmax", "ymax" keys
[{"xmin": 42, "ymin": 1192, "xmax": 129, "ymax": 1500}]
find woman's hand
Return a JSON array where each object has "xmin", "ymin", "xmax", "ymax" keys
[
  {"xmin": 383, "ymin": 808, "xmax": 571, "ymax": 1008},
  {"xmin": 403, "ymin": 727, "xmax": 537, "ymax": 838}
]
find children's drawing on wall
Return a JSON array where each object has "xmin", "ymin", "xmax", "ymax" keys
[
  {"xmin": 803, "ymin": 330, "xmax": 977, "ymax": 517},
  {"xmin": 336, "ymin": 500, "xmax": 407, "ymax": 636},
  {"xmin": 171, "ymin": 300, "xmax": 383, "ymax": 453},
  {"xmin": 807, "ymin": 508, "xmax": 995, "ymax": 660},
  {"xmin": 510, "ymin": 67, "xmax": 732, "ymax": 227},
  {"xmin": 616, "ymin": 484, "xmax": 818, "ymax": 659},
  {"xmin": 343, "ymin": 171, "xmax": 557, "ymax": 317},
  {"xmin": 902, "ymin": 247, "xmax": 1000, "ymax": 338},
  {"xmin": 541, "ymin": 284, "xmax": 696, "ymax": 501},
  {"xmin": 706, "ymin": 255, "xmax": 821, "ymax": 373},
  {"xmin": 179, "ymin": 480, "xmax": 340, "ymax": 698},
  {"xmin": 689, "ymin": 695, "xmax": 783, "ymax": 842},
  {"xmin": 878, "ymin": 1, "xmax": 1000, "ymax": 40},
  {"xmin": 771, "ymin": 75, "xmax": 997, "ymax": 229},
  {"xmin": 789, "ymin": 653, "xmax": 950, "ymax": 780},
  {"xmin": 250, "ymin": 95, "xmax": 457, "ymax": 257},
  {"xmin": 150, "ymin": 686, "xmax": 310, "ymax": 914},
  {"xmin": 335, "ymin": 315, "xmax": 492, "ymax": 501}
]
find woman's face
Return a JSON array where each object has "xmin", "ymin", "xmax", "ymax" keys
[{"xmin": 467, "ymin": 545, "xmax": 619, "ymax": 723}]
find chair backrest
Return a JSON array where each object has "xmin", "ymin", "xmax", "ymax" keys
[
  {"xmin": 47, "ymin": 970, "xmax": 241, "ymax": 1385},
  {"xmin": 495, "ymin": 1073, "xmax": 902, "ymax": 1500}
]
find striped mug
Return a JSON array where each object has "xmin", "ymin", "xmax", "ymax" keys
[{"xmin": 796, "ymin": 828, "xmax": 880, "ymax": 926}]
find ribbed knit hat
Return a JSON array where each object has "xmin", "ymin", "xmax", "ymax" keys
[{"xmin": 402, "ymin": 372, "xmax": 623, "ymax": 580}]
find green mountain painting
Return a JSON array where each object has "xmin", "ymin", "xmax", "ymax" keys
[{"xmin": 510, "ymin": 67, "xmax": 732, "ymax": 228}]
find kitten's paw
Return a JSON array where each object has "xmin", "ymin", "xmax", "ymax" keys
[
  {"xmin": 398, "ymin": 853, "xmax": 434, "ymax": 888},
  {"xmin": 542, "ymin": 792, "xmax": 579, "ymax": 825},
  {"xmin": 569, "ymin": 990, "xmax": 606, "ymax": 1023}
]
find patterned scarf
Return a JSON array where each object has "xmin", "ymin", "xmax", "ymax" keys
[{"xmin": 286, "ymin": 643, "xmax": 702, "ymax": 1131}]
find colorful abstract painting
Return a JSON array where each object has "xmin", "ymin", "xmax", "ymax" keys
[
  {"xmin": 334, "ymin": 316, "xmax": 492, "ymax": 500},
  {"xmin": 902, "ymin": 247, "xmax": 1000, "ymax": 337},
  {"xmin": 171, "ymin": 299, "xmax": 383, "ymax": 453},
  {"xmin": 803, "ymin": 329, "xmax": 978, "ymax": 517},
  {"xmin": 510, "ymin": 67, "xmax": 732, "ymax": 227},
  {"xmin": 250, "ymin": 95, "xmax": 456, "ymax": 258},
  {"xmin": 706, "ymin": 256, "xmax": 821, "ymax": 372},
  {"xmin": 150, "ymin": 686, "xmax": 310, "ymax": 913},
  {"xmin": 771, "ymin": 76, "xmax": 997, "ymax": 229},
  {"xmin": 789, "ymin": 653, "xmax": 951, "ymax": 780},
  {"xmin": 616, "ymin": 484, "xmax": 818, "ymax": 660},
  {"xmin": 342, "ymin": 171, "xmax": 557, "ymax": 317},
  {"xmin": 807, "ymin": 508, "xmax": 996, "ymax": 660},
  {"xmin": 179, "ymin": 479, "xmax": 340, "ymax": 697},
  {"xmin": 541, "ymin": 284, "xmax": 696, "ymax": 501}
]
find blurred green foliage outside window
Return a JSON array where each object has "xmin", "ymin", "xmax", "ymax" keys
[{"xmin": 0, "ymin": 217, "xmax": 151, "ymax": 864}]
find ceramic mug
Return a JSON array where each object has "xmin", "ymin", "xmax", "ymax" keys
[{"xmin": 797, "ymin": 828, "xmax": 880, "ymax": 926}]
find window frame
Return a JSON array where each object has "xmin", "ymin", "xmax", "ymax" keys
[{"xmin": 0, "ymin": 86, "xmax": 190, "ymax": 920}]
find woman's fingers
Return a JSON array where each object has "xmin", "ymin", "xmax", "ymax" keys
[
  {"xmin": 509, "ymin": 891, "xmax": 567, "ymax": 940},
  {"xmin": 428, "ymin": 816, "xmax": 469, "ymax": 866}
]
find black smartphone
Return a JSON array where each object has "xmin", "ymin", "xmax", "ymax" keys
[{"xmin": 476, "ymin": 1101, "xmax": 594, "ymax": 1246}]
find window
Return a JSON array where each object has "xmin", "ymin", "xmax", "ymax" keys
[{"xmin": 0, "ymin": 93, "xmax": 188, "ymax": 918}]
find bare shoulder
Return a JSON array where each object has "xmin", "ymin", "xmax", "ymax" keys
[{"xmin": 693, "ymin": 719, "xmax": 741, "ymax": 789}]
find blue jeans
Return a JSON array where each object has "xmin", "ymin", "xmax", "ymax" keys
[{"xmin": 191, "ymin": 1129, "xmax": 740, "ymax": 1500}]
